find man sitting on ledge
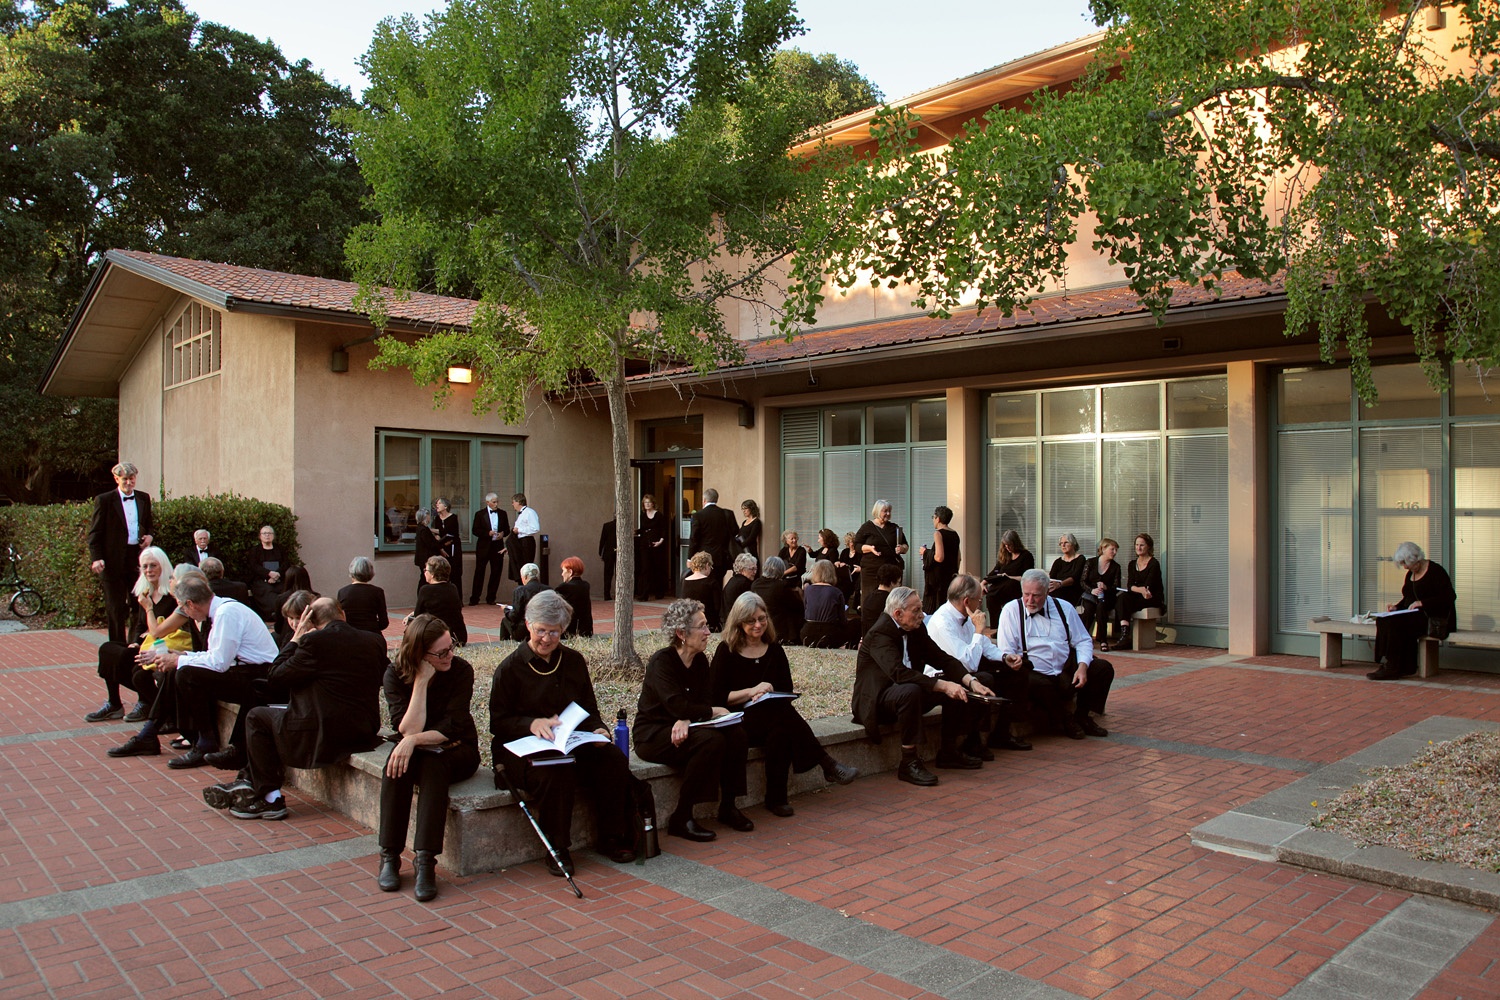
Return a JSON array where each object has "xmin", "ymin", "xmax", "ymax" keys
[
  {"xmin": 851, "ymin": 586, "xmax": 995, "ymax": 786},
  {"xmin": 500, "ymin": 562, "xmax": 549, "ymax": 640},
  {"xmin": 995, "ymin": 569, "xmax": 1113, "ymax": 740}
]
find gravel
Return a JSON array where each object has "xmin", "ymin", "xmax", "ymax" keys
[{"xmin": 1312, "ymin": 730, "xmax": 1500, "ymax": 873}]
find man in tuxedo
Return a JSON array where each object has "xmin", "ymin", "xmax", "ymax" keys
[
  {"xmin": 200, "ymin": 557, "xmax": 251, "ymax": 603},
  {"xmin": 88, "ymin": 462, "xmax": 154, "ymax": 644},
  {"xmin": 470, "ymin": 492, "xmax": 510, "ymax": 606},
  {"xmin": 687, "ymin": 488, "xmax": 735, "ymax": 577},
  {"xmin": 852, "ymin": 587, "xmax": 993, "ymax": 786},
  {"xmin": 598, "ymin": 518, "xmax": 617, "ymax": 600},
  {"xmin": 205, "ymin": 597, "xmax": 386, "ymax": 820},
  {"xmin": 506, "ymin": 493, "xmax": 540, "ymax": 583},
  {"xmin": 185, "ymin": 530, "xmax": 219, "ymax": 569}
]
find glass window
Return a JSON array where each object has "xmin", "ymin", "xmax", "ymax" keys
[
  {"xmin": 1279, "ymin": 367, "xmax": 1351, "ymax": 423},
  {"xmin": 1102, "ymin": 439, "xmax": 1161, "ymax": 552},
  {"xmin": 376, "ymin": 431, "xmax": 524, "ymax": 550},
  {"xmin": 868, "ymin": 404, "xmax": 907, "ymax": 444},
  {"xmin": 913, "ymin": 399, "xmax": 947, "ymax": 442},
  {"xmin": 430, "ymin": 439, "xmax": 472, "ymax": 542},
  {"xmin": 380, "ymin": 435, "xmax": 421, "ymax": 544},
  {"xmin": 1043, "ymin": 388, "xmax": 1094, "ymax": 436},
  {"xmin": 1276, "ymin": 428, "xmax": 1354, "ymax": 631},
  {"xmin": 1168, "ymin": 435, "xmax": 1229, "ymax": 626},
  {"xmin": 645, "ymin": 417, "xmax": 704, "ymax": 454},
  {"xmin": 1452, "ymin": 368, "xmax": 1500, "ymax": 417},
  {"xmin": 1362, "ymin": 363, "xmax": 1441, "ymax": 420},
  {"xmin": 988, "ymin": 392, "xmax": 1036, "ymax": 438},
  {"xmin": 1358, "ymin": 426, "xmax": 1442, "ymax": 613},
  {"xmin": 1102, "ymin": 382, "xmax": 1160, "ymax": 433},
  {"xmin": 1043, "ymin": 441, "xmax": 1098, "ymax": 558},
  {"xmin": 1453, "ymin": 424, "xmax": 1500, "ymax": 630},
  {"xmin": 1168, "ymin": 378, "xmax": 1229, "ymax": 429},
  {"xmin": 988, "ymin": 442, "xmax": 1037, "ymax": 559},
  {"xmin": 825, "ymin": 409, "xmax": 862, "ymax": 447}
]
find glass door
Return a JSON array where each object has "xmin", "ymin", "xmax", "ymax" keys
[{"xmin": 676, "ymin": 461, "xmax": 702, "ymax": 582}]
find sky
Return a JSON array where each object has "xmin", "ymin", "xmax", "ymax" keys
[{"xmin": 182, "ymin": 0, "xmax": 1102, "ymax": 102}]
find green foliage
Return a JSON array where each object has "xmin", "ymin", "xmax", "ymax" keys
[
  {"xmin": 764, "ymin": 48, "xmax": 883, "ymax": 127},
  {"xmin": 0, "ymin": 0, "xmax": 370, "ymax": 503},
  {"xmin": 0, "ymin": 494, "xmax": 298, "ymax": 626},
  {"xmin": 793, "ymin": 0, "xmax": 1500, "ymax": 402}
]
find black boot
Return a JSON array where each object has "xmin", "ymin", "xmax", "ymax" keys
[
  {"xmin": 377, "ymin": 849, "xmax": 402, "ymax": 892},
  {"xmin": 413, "ymin": 850, "xmax": 438, "ymax": 902}
]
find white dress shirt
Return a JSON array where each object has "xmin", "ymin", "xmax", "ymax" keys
[
  {"xmin": 120, "ymin": 490, "xmax": 141, "ymax": 546},
  {"xmin": 514, "ymin": 506, "xmax": 540, "ymax": 537},
  {"xmin": 177, "ymin": 596, "xmax": 279, "ymax": 673},
  {"xmin": 927, "ymin": 601, "xmax": 1006, "ymax": 673},
  {"xmin": 995, "ymin": 597, "xmax": 1093, "ymax": 676}
]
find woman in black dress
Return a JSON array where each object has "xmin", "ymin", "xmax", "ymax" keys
[
  {"xmin": 920, "ymin": 505, "xmax": 960, "ymax": 613},
  {"xmin": 710, "ymin": 592, "xmax": 858, "ymax": 817},
  {"xmin": 1080, "ymin": 538, "xmax": 1121, "ymax": 648},
  {"xmin": 554, "ymin": 556, "xmax": 594, "ymax": 638},
  {"xmin": 634, "ymin": 599, "xmax": 752, "ymax": 842},
  {"xmin": 839, "ymin": 531, "xmax": 861, "ymax": 610},
  {"xmin": 777, "ymin": 530, "xmax": 810, "ymax": 581},
  {"xmin": 1047, "ymin": 532, "xmax": 1087, "ymax": 606},
  {"xmin": 983, "ymin": 529, "xmax": 1033, "ymax": 623},
  {"xmin": 752, "ymin": 555, "xmax": 805, "ymax": 645},
  {"xmin": 636, "ymin": 493, "xmax": 670, "ymax": 600},
  {"xmin": 490, "ymin": 591, "xmax": 636, "ymax": 875},
  {"xmin": 736, "ymin": 500, "xmax": 763, "ymax": 564},
  {"xmin": 413, "ymin": 555, "xmax": 468, "ymax": 646},
  {"xmin": 681, "ymin": 550, "xmax": 722, "ymax": 631},
  {"xmin": 1117, "ymin": 532, "xmax": 1166, "ymax": 649},
  {"xmin": 798, "ymin": 559, "xmax": 849, "ymax": 649},
  {"xmin": 412, "ymin": 507, "xmax": 444, "ymax": 601},
  {"xmin": 249, "ymin": 525, "xmax": 288, "ymax": 621},
  {"xmin": 337, "ymin": 556, "xmax": 389, "ymax": 635},
  {"xmin": 433, "ymin": 497, "xmax": 464, "ymax": 599},
  {"xmin": 86, "ymin": 546, "xmax": 181, "ymax": 723},
  {"xmin": 854, "ymin": 500, "xmax": 908, "ymax": 615},
  {"xmin": 811, "ymin": 529, "xmax": 843, "ymax": 586},
  {"xmin": 378, "ymin": 614, "xmax": 479, "ymax": 902},
  {"xmin": 1370, "ymin": 541, "xmax": 1457, "ymax": 680}
]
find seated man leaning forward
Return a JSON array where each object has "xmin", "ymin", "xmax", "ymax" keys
[
  {"xmin": 204, "ymin": 596, "xmax": 388, "ymax": 820},
  {"xmin": 138, "ymin": 575, "xmax": 280, "ymax": 770},
  {"xmin": 926, "ymin": 573, "xmax": 1033, "ymax": 757},
  {"xmin": 851, "ymin": 586, "xmax": 995, "ymax": 787},
  {"xmin": 995, "ymin": 569, "xmax": 1113, "ymax": 740},
  {"xmin": 500, "ymin": 562, "xmax": 550, "ymax": 640}
]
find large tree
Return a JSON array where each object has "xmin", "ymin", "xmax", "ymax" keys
[
  {"xmin": 346, "ymin": 0, "xmax": 846, "ymax": 663},
  {"xmin": 789, "ymin": 0, "xmax": 1500, "ymax": 401},
  {"xmin": 2, "ymin": 0, "xmax": 368, "ymax": 502}
]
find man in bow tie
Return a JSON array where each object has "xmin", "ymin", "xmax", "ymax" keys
[
  {"xmin": 995, "ymin": 569, "xmax": 1113, "ymax": 740},
  {"xmin": 87, "ymin": 462, "xmax": 155, "ymax": 644}
]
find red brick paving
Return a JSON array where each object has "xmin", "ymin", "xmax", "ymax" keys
[{"xmin": 2, "ymin": 623, "xmax": 1497, "ymax": 998}]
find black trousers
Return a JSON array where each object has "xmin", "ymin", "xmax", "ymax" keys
[
  {"xmin": 470, "ymin": 545, "xmax": 504, "ymax": 604},
  {"xmin": 742, "ymin": 701, "xmax": 825, "ymax": 807},
  {"xmin": 1080, "ymin": 592, "xmax": 1116, "ymax": 643},
  {"xmin": 142, "ymin": 665, "xmax": 186, "ymax": 737},
  {"xmin": 379, "ymin": 743, "xmax": 480, "ymax": 853},
  {"xmin": 1375, "ymin": 611, "xmax": 1430, "ymax": 674},
  {"xmin": 97, "ymin": 641, "xmax": 157, "ymax": 706},
  {"xmin": 602, "ymin": 553, "xmax": 617, "ymax": 600},
  {"xmin": 102, "ymin": 572, "xmax": 134, "ymax": 645},
  {"xmin": 974, "ymin": 667, "xmax": 1027, "ymax": 738},
  {"xmin": 497, "ymin": 743, "xmax": 635, "ymax": 852},
  {"xmin": 505, "ymin": 535, "xmax": 537, "ymax": 582},
  {"xmin": 636, "ymin": 725, "xmax": 749, "ymax": 820},
  {"xmin": 1025, "ymin": 659, "xmax": 1115, "ymax": 723},
  {"xmin": 876, "ymin": 681, "xmax": 979, "ymax": 748},
  {"xmin": 245, "ymin": 706, "xmax": 289, "ymax": 798},
  {"xmin": 176, "ymin": 662, "xmax": 270, "ymax": 750}
]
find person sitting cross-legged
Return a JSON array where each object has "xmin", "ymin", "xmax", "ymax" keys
[
  {"xmin": 995, "ymin": 569, "xmax": 1114, "ymax": 740},
  {"xmin": 206, "ymin": 596, "xmax": 387, "ymax": 820}
]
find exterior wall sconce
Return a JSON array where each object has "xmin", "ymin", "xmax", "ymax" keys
[
  {"xmin": 329, "ymin": 348, "xmax": 349, "ymax": 373},
  {"xmin": 447, "ymin": 365, "xmax": 474, "ymax": 384}
]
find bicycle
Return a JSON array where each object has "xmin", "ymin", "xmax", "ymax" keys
[{"xmin": 3, "ymin": 544, "xmax": 43, "ymax": 618}]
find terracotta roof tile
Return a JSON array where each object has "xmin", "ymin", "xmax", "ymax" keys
[{"xmin": 108, "ymin": 250, "xmax": 478, "ymax": 329}]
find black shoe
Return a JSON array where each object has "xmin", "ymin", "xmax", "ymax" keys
[
  {"xmin": 85, "ymin": 702, "xmax": 123, "ymax": 723},
  {"xmin": 1061, "ymin": 719, "xmax": 1087, "ymax": 740},
  {"xmin": 1367, "ymin": 664, "xmax": 1405, "ymax": 680},
  {"xmin": 204, "ymin": 746, "xmax": 245, "ymax": 770},
  {"xmin": 897, "ymin": 757, "xmax": 939, "ymax": 786},
  {"xmin": 1077, "ymin": 716, "xmax": 1109, "ymax": 738},
  {"xmin": 934, "ymin": 749, "xmax": 983, "ymax": 769},
  {"xmin": 377, "ymin": 849, "xmax": 402, "ymax": 891},
  {"xmin": 123, "ymin": 702, "xmax": 149, "ymax": 723},
  {"xmin": 668, "ymin": 817, "xmax": 716, "ymax": 842},
  {"xmin": 203, "ymin": 778, "xmax": 252, "ymax": 810},
  {"xmin": 603, "ymin": 844, "xmax": 637, "ymax": 864},
  {"xmin": 543, "ymin": 849, "xmax": 575, "ymax": 877},
  {"xmin": 765, "ymin": 802, "xmax": 795, "ymax": 818},
  {"xmin": 413, "ymin": 850, "xmax": 438, "ymax": 902},
  {"xmin": 821, "ymin": 761, "xmax": 860, "ymax": 785},
  {"xmin": 229, "ymin": 796, "xmax": 288, "ymax": 820},
  {"xmin": 107, "ymin": 734, "xmax": 160, "ymax": 757},
  {"xmin": 988, "ymin": 733, "xmax": 1033, "ymax": 752},
  {"xmin": 717, "ymin": 806, "xmax": 755, "ymax": 832},
  {"xmin": 168, "ymin": 748, "xmax": 210, "ymax": 769},
  {"xmin": 962, "ymin": 740, "xmax": 996, "ymax": 762}
]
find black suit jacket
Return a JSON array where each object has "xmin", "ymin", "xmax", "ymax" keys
[
  {"xmin": 184, "ymin": 546, "xmax": 221, "ymax": 568},
  {"xmin": 851, "ymin": 613, "xmax": 966, "ymax": 740},
  {"xmin": 266, "ymin": 620, "xmax": 387, "ymax": 768},
  {"xmin": 209, "ymin": 577, "xmax": 252, "ymax": 603},
  {"xmin": 472, "ymin": 506, "xmax": 510, "ymax": 558},
  {"xmin": 688, "ymin": 503, "xmax": 735, "ymax": 569},
  {"xmin": 503, "ymin": 579, "xmax": 551, "ymax": 633},
  {"xmin": 87, "ymin": 489, "xmax": 153, "ymax": 578}
]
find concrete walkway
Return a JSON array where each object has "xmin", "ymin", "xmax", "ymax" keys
[{"xmin": 2, "ymin": 616, "xmax": 1498, "ymax": 999}]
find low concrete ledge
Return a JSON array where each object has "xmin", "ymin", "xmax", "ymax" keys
[{"xmin": 287, "ymin": 714, "xmax": 944, "ymax": 877}]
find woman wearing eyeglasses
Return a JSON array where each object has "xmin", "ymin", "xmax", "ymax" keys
[
  {"xmin": 377, "ymin": 614, "xmax": 479, "ymax": 902},
  {"xmin": 634, "ymin": 599, "xmax": 751, "ymax": 843}
]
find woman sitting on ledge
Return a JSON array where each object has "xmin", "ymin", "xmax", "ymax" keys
[{"xmin": 1370, "ymin": 541, "xmax": 1457, "ymax": 681}]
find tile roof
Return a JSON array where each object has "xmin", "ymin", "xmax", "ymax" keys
[{"xmin": 108, "ymin": 249, "xmax": 478, "ymax": 329}]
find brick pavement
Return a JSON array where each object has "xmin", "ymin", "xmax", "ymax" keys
[{"xmin": 1, "ymin": 616, "xmax": 1497, "ymax": 999}]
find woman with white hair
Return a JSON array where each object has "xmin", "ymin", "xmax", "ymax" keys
[
  {"xmin": 854, "ymin": 500, "xmax": 908, "ymax": 614},
  {"xmin": 86, "ymin": 545, "xmax": 181, "ymax": 723},
  {"xmin": 1370, "ymin": 542, "xmax": 1457, "ymax": 681},
  {"xmin": 337, "ymin": 556, "xmax": 389, "ymax": 635}
]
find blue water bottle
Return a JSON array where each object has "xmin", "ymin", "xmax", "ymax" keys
[{"xmin": 614, "ymin": 709, "xmax": 630, "ymax": 757}]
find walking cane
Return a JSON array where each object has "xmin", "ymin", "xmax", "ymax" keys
[{"xmin": 498, "ymin": 770, "xmax": 583, "ymax": 899}]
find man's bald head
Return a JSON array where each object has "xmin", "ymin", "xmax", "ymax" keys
[{"xmin": 308, "ymin": 596, "xmax": 343, "ymax": 629}]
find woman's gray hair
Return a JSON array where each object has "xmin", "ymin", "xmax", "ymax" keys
[
  {"xmin": 732, "ymin": 552, "xmax": 758, "ymax": 574},
  {"xmin": 808, "ymin": 559, "xmax": 837, "ymax": 586},
  {"xmin": 1060, "ymin": 532, "xmax": 1079, "ymax": 552},
  {"xmin": 761, "ymin": 555, "xmax": 787, "ymax": 579},
  {"xmin": 525, "ymin": 589, "xmax": 574, "ymax": 629},
  {"xmin": 414, "ymin": 507, "xmax": 431, "ymax": 525},
  {"xmin": 348, "ymin": 556, "xmax": 374, "ymax": 582},
  {"xmin": 883, "ymin": 586, "xmax": 918, "ymax": 615},
  {"xmin": 870, "ymin": 499, "xmax": 893, "ymax": 519},
  {"xmin": 661, "ymin": 599, "xmax": 705, "ymax": 646},
  {"xmin": 1393, "ymin": 541, "xmax": 1425, "ymax": 569}
]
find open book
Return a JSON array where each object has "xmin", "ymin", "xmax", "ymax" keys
[
  {"xmin": 745, "ymin": 691, "xmax": 799, "ymax": 707},
  {"xmin": 502, "ymin": 701, "xmax": 610, "ymax": 758},
  {"xmin": 690, "ymin": 711, "xmax": 744, "ymax": 728}
]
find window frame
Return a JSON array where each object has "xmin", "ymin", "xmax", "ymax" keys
[{"xmin": 375, "ymin": 429, "xmax": 525, "ymax": 552}]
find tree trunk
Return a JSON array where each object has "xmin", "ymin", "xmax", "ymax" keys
[{"xmin": 604, "ymin": 356, "xmax": 639, "ymax": 666}]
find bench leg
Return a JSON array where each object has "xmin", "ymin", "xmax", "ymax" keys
[
  {"xmin": 1417, "ymin": 638, "xmax": 1439, "ymax": 679},
  {"xmin": 1131, "ymin": 616, "xmax": 1156, "ymax": 651},
  {"xmin": 1318, "ymin": 631, "xmax": 1342, "ymax": 670}
]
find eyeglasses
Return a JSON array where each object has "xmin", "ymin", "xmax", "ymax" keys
[
  {"xmin": 531, "ymin": 628, "xmax": 562, "ymax": 639},
  {"xmin": 748, "ymin": 615, "xmax": 769, "ymax": 625},
  {"xmin": 427, "ymin": 644, "xmax": 455, "ymax": 658}
]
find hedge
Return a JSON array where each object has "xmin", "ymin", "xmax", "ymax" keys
[{"xmin": 0, "ymin": 494, "xmax": 299, "ymax": 626}]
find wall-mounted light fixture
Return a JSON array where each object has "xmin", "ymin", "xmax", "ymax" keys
[
  {"xmin": 447, "ymin": 365, "xmax": 474, "ymax": 384},
  {"xmin": 329, "ymin": 349, "xmax": 349, "ymax": 373}
]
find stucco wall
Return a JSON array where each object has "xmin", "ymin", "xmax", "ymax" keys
[{"xmin": 117, "ymin": 317, "xmax": 165, "ymax": 494}]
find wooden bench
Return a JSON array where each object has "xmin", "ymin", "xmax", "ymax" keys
[
  {"xmin": 1308, "ymin": 617, "xmax": 1500, "ymax": 678},
  {"xmin": 1129, "ymin": 607, "xmax": 1163, "ymax": 650}
]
